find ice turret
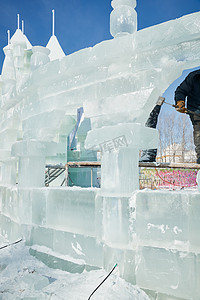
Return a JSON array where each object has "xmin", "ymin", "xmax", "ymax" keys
[
  {"xmin": 10, "ymin": 29, "xmax": 29, "ymax": 72},
  {"xmin": 1, "ymin": 45, "xmax": 16, "ymax": 81},
  {"xmin": 110, "ymin": 0, "xmax": 137, "ymax": 37}
]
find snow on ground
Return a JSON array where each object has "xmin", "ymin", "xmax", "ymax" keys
[{"xmin": 0, "ymin": 236, "xmax": 150, "ymax": 300}]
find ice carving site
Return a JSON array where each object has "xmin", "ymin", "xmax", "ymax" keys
[{"xmin": 0, "ymin": 0, "xmax": 200, "ymax": 299}]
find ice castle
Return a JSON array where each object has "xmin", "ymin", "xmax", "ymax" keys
[{"xmin": 0, "ymin": 0, "xmax": 200, "ymax": 299}]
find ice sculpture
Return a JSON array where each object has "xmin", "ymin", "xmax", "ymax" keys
[{"xmin": 0, "ymin": 2, "xmax": 200, "ymax": 300}]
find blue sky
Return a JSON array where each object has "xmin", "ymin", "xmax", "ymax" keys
[
  {"xmin": 1, "ymin": 0, "xmax": 200, "ymax": 63},
  {"xmin": 1, "ymin": 0, "xmax": 200, "ymax": 109}
]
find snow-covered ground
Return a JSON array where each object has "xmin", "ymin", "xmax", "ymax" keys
[{"xmin": 0, "ymin": 235, "xmax": 150, "ymax": 300}]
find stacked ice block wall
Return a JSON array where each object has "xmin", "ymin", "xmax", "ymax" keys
[
  {"xmin": 0, "ymin": 1, "xmax": 200, "ymax": 299},
  {"xmin": 84, "ymin": 3, "xmax": 200, "ymax": 299},
  {"xmin": 135, "ymin": 190, "xmax": 200, "ymax": 299}
]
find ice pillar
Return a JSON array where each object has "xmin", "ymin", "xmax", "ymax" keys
[
  {"xmin": 101, "ymin": 148, "xmax": 139, "ymax": 194},
  {"xmin": 11, "ymin": 140, "xmax": 59, "ymax": 187},
  {"xmin": 197, "ymin": 170, "xmax": 200, "ymax": 192},
  {"xmin": 86, "ymin": 123, "xmax": 159, "ymax": 194},
  {"xmin": 85, "ymin": 123, "xmax": 159, "ymax": 249},
  {"xmin": 0, "ymin": 158, "xmax": 17, "ymax": 185}
]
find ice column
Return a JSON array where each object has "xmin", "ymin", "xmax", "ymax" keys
[
  {"xmin": 11, "ymin": 140, "xmax": 60, "ymax": 187},
  {"xmin": 197, "ymin": 170, "xmax": 200, "ymax": 192},
  {"xmin": 86, "ymin": 124, "xmax": 158, "ymax": 194},
  {"xmin": 1, "ymin": 45, "xmax": 16, "ymax": 102},
  {"xmin": 86, "ymin": 123, "xmax": 158, "ymax": 251},
  {"xmin": 0, "ymin": 45, "xmax": 18, "ymax": 185},
  {"xmin": 110, "ymin": 0, "xmax": 137, "ymax": 37}
]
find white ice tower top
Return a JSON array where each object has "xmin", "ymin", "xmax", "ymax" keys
[
  {"xmin": 9, "ymin": 14, "xmax": 32, "ymax": 49},
  {"xmin": 46, "ymin": 9, "xmax": 65, "ymax": 61},
  {"xmin": 10, "ymin": 28, "xmax": 32, "ymax": 49},
  {"xmin": 2, "ymin": 21, "xmax": 31, "ymax": 80}
]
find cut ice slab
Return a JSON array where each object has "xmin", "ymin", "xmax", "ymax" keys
[
  {"xmin": 136, "ymin": 246, "xmax": 200, "ymax": 300},
  {"xmin": 85, "ymin": 123, "xmax": 159, "ymax": 151},
  {"xmin": 84, "ymin": 89, "xmax": 156, "ymax": 118},
  {"xmin": 197, "ymin": 170, "xmax": 200, "ymax": 192},
  {"xmin": 0, "ymin": 150, "xmax": 11, "ymax": 160},
  {"xmin": 134, "ymin": 11, "xmax": 200, "ymax": 52},
  {"xmin": 11, "ymin": 140, "xmax": 64, "ymax": 157},
  {"xmin": 22, "ymin": 111, "xmax": 76, "ymax": 140},
  {"xmin": 84, "ymin": 87, "xmax": 160, "ymax": 128},
  {"xmin": 0, "ymin": 129, "xmax": 19, "ymax": 149},
  {"xmin": 135, "ymin": 190, "xmax": 200, "ymax": 250}
]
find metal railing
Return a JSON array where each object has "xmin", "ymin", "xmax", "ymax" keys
[
  {"xmin": 46, "ymin": 161, "xmax": 200, "ymax": 188},
  {"xmin": 65, "ymin": 161, "xmax": 101, "ymax": 187},
  {"xmin": 45, "ymin": 164, "xmax": 65, "ymax": 186}
]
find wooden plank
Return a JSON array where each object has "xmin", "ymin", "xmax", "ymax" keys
[
  {"xmin": 66, "ymin": 161, "xmax": 101, "ymax": 167},
  {"xmin": 65, "ymin": 161, "xmax": 200, "ymax": 169},
  {"xmin": 139, "ymin": 162, "xmax": 200, "ymax": 169}
]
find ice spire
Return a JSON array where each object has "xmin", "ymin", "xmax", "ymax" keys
[
  {"xmin": 46, "ymin": 9, "xmax": 65, "ymax": 61},
  {"xmin": 7, "ymin": 30, "xmax": 10, "ymax": 45},
  {"xmin": 17, "ymin": 14, "xmax": 20, "ymax": 30},
  {"xmin": 22, "ymin": 20, "xmax": 32, "ymax": 49},
  {"xmin": 10, "ymin": 15, "xmax": 32, "ymax": 50},
  {"xmin": 22, "ymin": 20, "xmax": 24, "ymax": 34},
  {"xmin": 52, "ymin": 9, "xmax": 55, "ymax": 36},
  {"xmin": 2, "ymin": 30, "xmax": 16, "ymax": 80},
  {"xmin": 10, "ymin": 28, "xmax": 32, "ymax": 49}
]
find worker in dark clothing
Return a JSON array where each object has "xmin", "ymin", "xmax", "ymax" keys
[
  {"xmin": 174, "ymin": 69, "xmax": 200, "ymax": 164},
  {"xmin": 140, "ymin": 96, "xmax": 165, "ymax": 162}
]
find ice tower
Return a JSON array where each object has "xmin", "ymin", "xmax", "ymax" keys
[
  {"xmin": 46, "ymin": 10, "xmax": 65, "ymax": 61},
  {"xmin": 0, "ymin": 2, "xmax": 200, "ymax": 300}
]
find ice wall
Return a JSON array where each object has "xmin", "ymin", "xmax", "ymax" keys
[{"xmin": 135, "ymin": 190, "xmax": 200, "ymax": 299}]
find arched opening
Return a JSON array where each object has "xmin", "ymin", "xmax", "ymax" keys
[{"xmin": 157, "ymin": 66, "xmax": 200, "ymax": 163}]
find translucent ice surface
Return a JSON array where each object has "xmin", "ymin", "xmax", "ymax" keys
[
  {"xmin": 136, "ymin": 190, "xmax": 200, "ymax": 251},
  {"xmin": 0, "ymin": 5, "xmax": 200, "ymax": 300},
  {"xmin": 197, "ymin": 170, "xmax": 200, "ymax": 192},
  {"xmin": 46, "ymin": 35, "xmax": 65, "ymax": 61},
  {"xmin": 136, "ymin": 246, "xmax": 199, "ymax": 299},
  {"xmin": 96, "ymin": 195, "xmax": 132, "ymax": 247},
  {"xmin": 111, "ymin": 0, "xmax": 137, "ymax": 9},
  {"xmin": 110, "ymin": 5, "xmax": 137, "ymax": 37}
]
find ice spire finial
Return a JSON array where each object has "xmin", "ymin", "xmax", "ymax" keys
[
  {"xmin": 7, "ymin": 30, "xmax": 10, "ymax": 44},
  {"xmin": 52, "ymin": 9, "xmax": 55, "ymax": 36},
  {"xmin": 17, "ymin": 14, "xmax": 20, "ymax": 30},
  {"xmin": 110, "ymin": 0, "xmax": 137, "ymax": 38},
  {"xmin": 22, "ymin": 20, "xmax": 24, "ymax": 34}
]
